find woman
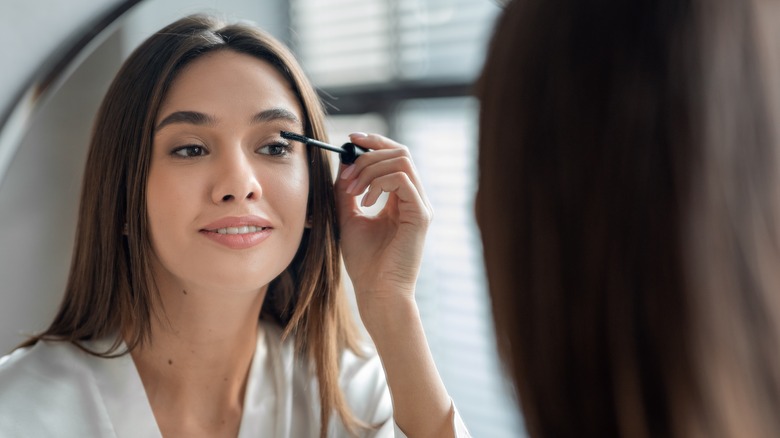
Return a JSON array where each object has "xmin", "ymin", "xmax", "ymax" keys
[
  {"xmin": 0, "ymin": 15, "xmax": 468, "ymax": 438},
  {"xmin": 476, "ymin": 0, "xmax": 780, "ymax": 437}
]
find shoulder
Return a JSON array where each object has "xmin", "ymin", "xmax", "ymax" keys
[
  {"xmin": 262, "ymin": 321, "xmax": 388, "ymax": 403},
  {"xmin": 261, "ymin": 321, "xmax": 392, "ymax": 426},
  {"xmin": 339, "ymin": 341, "xmax": 389, "ymax": 408},
  {"xmin": 338, "ymin": 341, "xmax": 394, "ymax": 431},
  {"xmin": 0, "ymin": 340, "xmax": 113, "ymax": 436},
  {"xmin": 0, "ymin": 339, "xmax": 94, "ymax": 393}
]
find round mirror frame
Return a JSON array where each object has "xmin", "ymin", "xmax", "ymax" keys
[{"xmin": 0, "ymin": 0, "xmax": 143, "ymax": 186}]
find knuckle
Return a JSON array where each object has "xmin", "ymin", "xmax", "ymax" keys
[
  {"xmin": 398, "ymin": 155, "xmax": 413, "ymax": 169},
  {"xmin": 424, "ymin": 205, "xmax": 434, "ymax": 223}
]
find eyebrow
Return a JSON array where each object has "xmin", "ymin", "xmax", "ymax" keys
[
  {"xmin": 155, "ymin": 107, "xmax": 301, "ymax": 132},
  {"xmin": 251, "ymin": 107, "xmax": 301, "ymax": 125},
  {"xmin": 155, "ymin": 111, "xmax": 215, "ymax": 131}
]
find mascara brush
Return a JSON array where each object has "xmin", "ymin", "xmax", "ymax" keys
[{"xmin": 280, "ymin": 131, "xmax": 370, "ymax": 165}]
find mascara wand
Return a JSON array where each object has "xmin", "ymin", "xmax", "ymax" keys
[{"xmin": 280, "ymin": 131, "xmax": 370, "ymax": 165}]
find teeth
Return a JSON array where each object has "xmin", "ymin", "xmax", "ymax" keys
[{"xmin": 214, "ymin": 226, "xmax": 264, "ymax": 235}]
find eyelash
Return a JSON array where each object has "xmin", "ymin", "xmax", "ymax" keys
[
  {"xmin": 171, "ymin": 144, "xmax": 208, "ymax": 158},
  {"xmin": 169, "ymin": 141, "xmax": 294, "ymax": 159},
  {"xmin": 258, "ymin": 141, "xmax": 293, "ymax": 157}
]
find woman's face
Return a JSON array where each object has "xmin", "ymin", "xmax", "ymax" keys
[{"xmin": 147, "ymin": 50, "xmax": 309, "ymax": 294}]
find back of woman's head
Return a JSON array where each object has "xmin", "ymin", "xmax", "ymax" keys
[{"xmin": 476, "ymin": 0, "xmax": 780, "ymax": 436}]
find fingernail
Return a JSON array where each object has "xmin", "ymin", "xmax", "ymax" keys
[
  {"xmin": 347, "ymin": 179, "xmax": 359, "ymax": 194},
  {"xmin": 341, "ymin": 164, "xmax": 356, "ymax": 180},
  {"xmin": 349, "ymin": 132, "xmax": 368, "ymax": 139}
]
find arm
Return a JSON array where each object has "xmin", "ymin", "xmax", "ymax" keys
[
  {"xmin": 335, "ymin": 133, "xmax": 455, "ymax": 437},
  {"xmin": 361, "ymin": 298, "xmax": 454, "ymax": 437}
]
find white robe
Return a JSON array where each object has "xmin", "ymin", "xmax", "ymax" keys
[{"xmin": 0, "ymin": 320, "xmax": 470, "ymax": 437}]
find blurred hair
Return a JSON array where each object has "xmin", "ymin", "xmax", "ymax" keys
[
  {"xmin": 476, "ymin": 0, "xmax": 780, "ymax": 436},
  {"xmin": 21, "ymin": 14, "xmax": 364, "ymax": 437}
]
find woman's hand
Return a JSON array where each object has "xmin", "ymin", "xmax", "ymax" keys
[
  {"xmin": 334, "ymin": 132, "xmax": 433, "ymax": 320},
  {"xmin": 334, "ymin": 133, "xmax": 457, "ymax": 437}
]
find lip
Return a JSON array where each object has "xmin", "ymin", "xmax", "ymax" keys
[
  {"xmin": 201, "ymin": 215, "xmax": 273, "ymax": 231},
  {"xmin": 199, "ymin": 215, "xmax": 273, "ymax": 250}
]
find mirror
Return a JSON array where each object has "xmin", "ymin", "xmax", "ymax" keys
[
  {"xmin": 0, "ymin": 2, "xmax": 522, "ymax": 436},
  {"xmin": 0, "ymin": 0, "xmax": 289, "ymax": 354}
]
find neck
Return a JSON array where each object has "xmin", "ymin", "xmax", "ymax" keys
[{"xmin": 129, "ymin": 276, "xmax": 267, "ymax": 435}]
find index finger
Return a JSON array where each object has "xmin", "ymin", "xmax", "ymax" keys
[
  {"xmin": 348, "ymin": 132, "xmax": 408, "ymax": 152},
  {"xmin": 345, "ymin": 132, "xmax": 432, "ymax": 213}
]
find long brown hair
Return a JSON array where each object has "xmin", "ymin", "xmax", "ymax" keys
[
  {"xmin": 23, "ymin": 14, "xmax": 364, "ymax": 437},
  {"xmin": 476, "ymin": 0, "xmax": 780, "ymax": 437}
]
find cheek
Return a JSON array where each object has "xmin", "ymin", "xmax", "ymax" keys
[
  {"xmin": 146, "ymin": 171, "xmax": 173, "ymax": 255},
  {"xmin": 268, "ymin": 164, "xmax": 310, "ymax": 221},
  {"xmin": 145, "ymin": 165, "xmax": 200, "ymax": 245},
  {"xmin": 147, "ymin": 170, "xmax": 172, "ymax": 219},
  {"xmin": 289, "ymin": 164, "xmax": 310, "ymax": 201}
]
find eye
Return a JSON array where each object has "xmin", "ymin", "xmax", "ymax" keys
[
  {"xmin": 258, "ymin": 141, "xmax": 293, "ymax": 157},
  {"xmin": 172, "ymin": 145, "xmax": 208, "ymax": 158}
]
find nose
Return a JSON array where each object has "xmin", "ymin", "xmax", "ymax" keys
[{"xmin": 211, "ymin": 150, "xmax": 262, "ymax": 204}]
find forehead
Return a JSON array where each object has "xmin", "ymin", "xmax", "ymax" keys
[{"xmin": 157, "ymin": 50, "xmax": 303, "ymax": 125}]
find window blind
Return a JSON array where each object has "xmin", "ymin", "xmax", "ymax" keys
[
  {"xmin": 291, "ymin": 0, "xmax": 394, "ymax": 86},
  {"xmin": 290, "ymin": 0, "xmax": 500, "ymax": 87},
  {"xmin": 395, "ymin": 97, "xmax": 523, "ymax": 438}
]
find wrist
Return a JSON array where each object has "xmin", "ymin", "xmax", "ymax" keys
[{"xmin": 358, "ymin": 294, "xmax": 420, "ymax": 339}]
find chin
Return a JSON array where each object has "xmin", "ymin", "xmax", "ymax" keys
[
  {"xmin": 153, "ymin": 246, "xmax": 295, "ymax": 294},
  {"xmin": 193, "ymin": 271, "xmax": 280, "ymax": 294}
]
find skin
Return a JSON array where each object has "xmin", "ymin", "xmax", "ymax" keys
[
  {"xmin": 135, "ymin": 50, "xmax": 453, "ymax": 437},
  {"xmin": 139, "ymin": 50, "xmax": 308, "ymax": 437}
]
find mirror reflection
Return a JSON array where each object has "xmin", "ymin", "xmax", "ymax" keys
[{"xmin": 0, "ymin": 1, "xmax": 521, "ymax": 437}]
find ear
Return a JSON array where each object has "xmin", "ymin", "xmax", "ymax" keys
[{"xmin": 304, "ymin": 217, "xmax": 313, "ymax": 229}]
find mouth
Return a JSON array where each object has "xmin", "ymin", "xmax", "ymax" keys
[
  {"xmin": 199, "ymin": 222, "xmax": 273, "ymax": 250},
  {"xmin": 204, "ymin": 226, "xmax": 271, "ymax": 235}
]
